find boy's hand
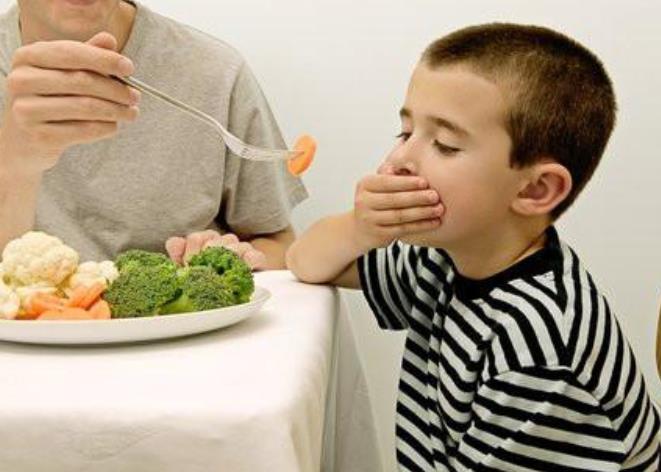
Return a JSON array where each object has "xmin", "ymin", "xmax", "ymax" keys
[{"xmin": 351, "ymin": 165, "xmax": 444, "ymax": 252}]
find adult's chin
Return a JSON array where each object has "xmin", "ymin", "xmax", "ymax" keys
[{"xmin": 50, "ymin": 0, "xmax": 114, "ymax": 39}]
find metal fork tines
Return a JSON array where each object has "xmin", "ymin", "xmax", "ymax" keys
[{"xmin": 117, "ymin": 76, "xmax": 302, "ymax": 162}]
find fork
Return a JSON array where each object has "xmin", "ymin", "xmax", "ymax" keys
[{"xmin": 116, "ymin": 75, "xmax": 303, "ymax": 163}]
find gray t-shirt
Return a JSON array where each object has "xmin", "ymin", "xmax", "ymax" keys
[{"xmin": 0, "ymin": 1, "xmax": 308, "ymax": 261}]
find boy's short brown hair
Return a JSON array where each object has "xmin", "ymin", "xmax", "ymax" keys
[{"xmin": 422, "ymin": 23, "xmax": 617, "ymax": 218}]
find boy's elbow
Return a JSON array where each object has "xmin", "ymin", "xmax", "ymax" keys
[
  {"xmin": 285, "ymin": 242, "xmax": 314, "ymax": 283},
  {"xmin": 285, "ymin": 244, "xmax": 298, "ymax": 275},
  {"xmin": 286, "ymin": 242, "xmax": 331, "ymax": 285}
]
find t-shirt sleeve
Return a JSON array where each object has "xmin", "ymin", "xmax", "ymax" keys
[
  {"xmin": 452, "ymin": 367, "xmax": 659, "ymax": 471},
  {"xmin": 218, "ymin": 61, "xmax": 308, "ymax": 236},
  {"xmin": 357, "ymin": 241, "xmax": 421, "ymax": 331}
]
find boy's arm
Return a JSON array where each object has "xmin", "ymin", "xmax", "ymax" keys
[
  {"xmin": 287, "ymin": 171, "xmax": 444, "ymax": 289},
  {"xmin": 286, "ymin": 212, "xmax": 363, "ymax": 289}
]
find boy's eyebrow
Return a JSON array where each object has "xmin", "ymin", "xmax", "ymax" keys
[{"xmin": 399, "ymin": 107, "xmax": 470, "ymax": 137}]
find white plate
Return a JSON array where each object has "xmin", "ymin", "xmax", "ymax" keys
[{"xmin": 0, "ymin": 286, "xmax": 271, "ymax": 346}]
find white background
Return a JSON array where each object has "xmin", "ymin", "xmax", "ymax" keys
[{"xmin": 3, "ymin": 1, "xmax": 660, "ymax": 469}]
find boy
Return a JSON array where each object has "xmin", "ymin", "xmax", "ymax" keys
[{"xmin": 287, "ymin": 24, "xmax": 660, "ymax": 471}]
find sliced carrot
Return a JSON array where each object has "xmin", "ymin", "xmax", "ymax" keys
[
  {"xmin": 36, "ymin": 310, "xmax": 64, "ymax": 320},
  {"xmin": 66, "ymin": 285, "xmax": 88, "ymax": 308},
  {"xmin": 88, "ymin": 299, "xmax": 111, "ymax": 320},
  {"xmin": 38, "ymin": 307, "xmax": 93, "ymax": 321},
  {"xmin": 287, "ymin": 134, "xmax": 316, "ymax": 176},
  {"xmin": 25, "ymin": 292, "xmax": 68, "ymax": 317},
  {"xmin": 78, "ymin": 282, "xmax": 106, "ymax": 309},
  {"xmin": 67, "ymin": 282, "xmax": 106, "ymax": 310}
]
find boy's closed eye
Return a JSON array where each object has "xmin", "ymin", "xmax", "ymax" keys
[{"xmin": 395, "ymin": 131, "xmax": 462, "ymax": 156}]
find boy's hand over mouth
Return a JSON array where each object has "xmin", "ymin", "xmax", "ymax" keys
[{"xmin": 351, "ymin": 164, "xmax": 444, "ymax": 252}]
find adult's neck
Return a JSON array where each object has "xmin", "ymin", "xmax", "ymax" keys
[
  {"xmin": 445, "ymin": 218, "xmax": 550, "ymax": 281},
  {"xmin": 19, "ymin": 1, "xmax": 136, "ymax": 51}
]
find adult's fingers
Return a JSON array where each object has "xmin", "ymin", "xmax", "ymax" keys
[
  {"xmin": 223, "ymin": 242, "xmax": 253, "ymax": 258},
  {"xmin": 37, "ymin": 120, "xmax": 120, "ymax": 147},
  {"xmin": 222, "ymin": 242, "xmax": 266, "ymax": 270},
  {"xmin": 14, "ymin": 95, "xmax": 138, "ymax": 124},
  {"xmin": 165, "ymin": 236, "xmax": 186, "ymax": 265},
  {"xmin": 6, "ymin": 67, "xmax": 140, "ymax": 106},
  {"xmin": 242, "ymin": 249, "xmax": 267, "ymax": 271},
  {"xmin": 182, "ymin": 230, "xmax": 222, "ymax": 263},
  {"xmin": 203, "ymin": 234, "xmax": 266, "ymax": 269},
  {"xmin": 87, "ymin": 32, "xmax": 118, "ymax": 51},
  {"xmin": 12, "ymin": 39, "xmax": 134, "ymax": 77},
  {"xmin": 201, "ymin": 233, "xmax": 240, "ymax": 250},
  {"xmin": 169, "ymin": 231, "xmax": 259, "ymax": 267}
]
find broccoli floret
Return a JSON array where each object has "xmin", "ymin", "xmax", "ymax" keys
[
  {"xmin": 221, "ymin": 262, "xmax": 254, "ymax": 304},
  {"xmin": 160, "ymin": 266, "xmax": 234, "ymax": 315},
  {"xmin": 188, "ymin": 247, "xmax": 254, "ymax": 304},
  {"xmin": 103, "ymin": 263, "xmax": 180, "ymax": 318},
  {"xmin": 115, "ymin": 249, "xmax": 175, "ymax": 273},
  {"xmin": 105, "ymin": 247, "xmax": 254, "ymax": 317},
  {"xmin": 187, "ymin": 246, "xmax": 237, "ymax": 275}
]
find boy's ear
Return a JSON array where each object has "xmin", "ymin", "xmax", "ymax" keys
[{"xmin": 512, "ymin": 162, "xmax": 572, "ymax": 217}]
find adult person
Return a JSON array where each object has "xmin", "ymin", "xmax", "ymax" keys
[{"xmin": 0, "ymin": 0, "xmax": 307, "ymax": 269}]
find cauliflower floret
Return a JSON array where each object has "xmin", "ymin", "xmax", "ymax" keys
[
  {"xmin": 2, "ymin": 231, "xmax": 79, "ymax": 286},
  {"xmin": 0, "ymin": 280, "xmax": 20, "ymax": 320},
  {"xmin": 65, "ymin": 260, "xmax": 119, "ymax": 294}
]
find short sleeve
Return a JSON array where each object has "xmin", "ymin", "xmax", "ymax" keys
[
  {"xmin": 357, "ymin": 241, "xmax": 422, "ymax": 331},
  {"xmin": 219, "ymin": 62, "xmax": 308, "ymax": 236}
]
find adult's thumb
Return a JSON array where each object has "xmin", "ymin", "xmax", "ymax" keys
[{"xmin": 86, "ymin": 31, "xmax": 118, "ymax": 51}]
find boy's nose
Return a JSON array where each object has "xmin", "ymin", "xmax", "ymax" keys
[
  {"xmin": 384, "ymin": 138, "xmax": 419, "ymax": 175},
  {"xmin": 390, "ymin": 151, "xmax": 418, "ymax": 175},
  {"xmin": 393, "ymin": 162, "xmax": 416, "ymax": 176}
]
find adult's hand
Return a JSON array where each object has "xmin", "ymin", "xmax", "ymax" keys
[
  {"xmin": 0, "ymin": 32, "xmax": 140, "ymax": 176},
  {"xmin": 165, "ymin": 230, "xmax": 268, "ymax": 271}
]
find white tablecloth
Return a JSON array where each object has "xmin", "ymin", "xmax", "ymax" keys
[{"xmin": 0, "ymin": 271, "xmax": 383, "ymax": 472}]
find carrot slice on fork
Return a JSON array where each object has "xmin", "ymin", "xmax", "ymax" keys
[{"xmin": 287, "ymin": 135, "xmax": 316, "ymax": 176}]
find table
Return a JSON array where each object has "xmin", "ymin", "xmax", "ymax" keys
[{"xmin": 0, "ymin": 271, "xmax": 383, "ymax": 472}]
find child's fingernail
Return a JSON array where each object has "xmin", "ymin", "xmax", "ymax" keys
[{"xmin": 427, "ymin": 191, "xmax": 439, "ymax": 203}]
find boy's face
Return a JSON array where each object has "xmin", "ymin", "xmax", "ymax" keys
[
  {"xmin": 388, "ymin": 63, "xmax": 526, "ymax": 250},
  {"xmin": 18, "ymin": 0, "xmax": 123, "ymax": 42}
]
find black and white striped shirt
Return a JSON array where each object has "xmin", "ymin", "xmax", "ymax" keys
[{"xmin": 358, "ymin": 227, "xmax": 660, "ymax": 471}]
